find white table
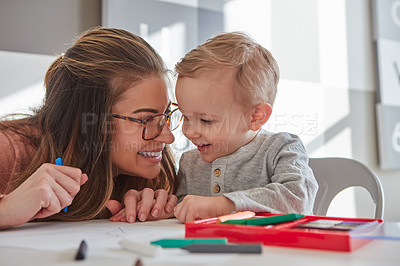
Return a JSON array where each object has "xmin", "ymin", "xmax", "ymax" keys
[{"xmin": 0, "ymin": 219, "xmax": 399, "ymax": 266}]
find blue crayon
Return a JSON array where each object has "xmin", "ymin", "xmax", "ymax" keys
[{"xmin": 55, "ymin": 157, "xmax": 67, "ymax": 212}]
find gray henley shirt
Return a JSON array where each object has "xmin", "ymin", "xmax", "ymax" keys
[{"xmin": 176, "ymin": 129, "xmax": 318, "ymax": 215}]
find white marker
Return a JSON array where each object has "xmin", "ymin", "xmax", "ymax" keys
[{"xmin": 119, "ymin": 240, "xmax": 164, "ymax": 257}]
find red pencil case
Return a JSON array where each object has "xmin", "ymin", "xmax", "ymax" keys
[{"xmin": 185, "ymin": 213, "xmax": 383, "ymax": 252}]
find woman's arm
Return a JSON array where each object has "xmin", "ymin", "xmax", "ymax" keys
[{"xmin": 0, "ymin": 164, "xmax": 88, "ymax": 229}]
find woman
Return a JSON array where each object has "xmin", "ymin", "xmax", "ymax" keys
[{"xmin": 0, "ymin": 27, "xmax": 180, "ymax": 229}]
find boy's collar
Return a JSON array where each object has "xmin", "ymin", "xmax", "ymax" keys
[{"xmin": 210, "ymin": 129, "xmax": 265, "ymax": 164}]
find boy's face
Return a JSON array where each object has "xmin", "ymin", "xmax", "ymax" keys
[{"xmin": 176, "ymin": 68, "xmax": 255, "ymax": 163}]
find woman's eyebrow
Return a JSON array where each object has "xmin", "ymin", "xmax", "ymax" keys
[
  {"xmin": 132, "ymin": 108, "xmax": 159, "ymax": 114},
  {"xmin": 132, "ymin": 102, "xmax": 171, "ymax": 114}
]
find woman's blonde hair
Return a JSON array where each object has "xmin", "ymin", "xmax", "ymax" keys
[
  {"xmin": 1, "ymin": 27, "xmax": 178, "ymax": 221},
  {"xmin": 175, "ymin": 32, "xmax": 280, "ymax": 107}
]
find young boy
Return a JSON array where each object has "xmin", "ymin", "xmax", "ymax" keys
[{"xmin": 173, "ymin": 32, "xmax": 318, "ymax": 223}]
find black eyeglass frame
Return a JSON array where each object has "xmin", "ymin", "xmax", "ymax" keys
[{"xmin": 112, "ymin": 103, "xmax": 181, "ymax": 140}]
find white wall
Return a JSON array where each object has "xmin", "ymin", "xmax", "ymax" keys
[
  {"xmin": 0, "ymin": 0, "xmax": 101, "ymax": 55},
  {"xmin": 0, "ymin": 51, "xmax": 54, "ymax": 118},
  {"xmin": 0, "ymin": 0, "xmax": 100, "ymax": 116}
]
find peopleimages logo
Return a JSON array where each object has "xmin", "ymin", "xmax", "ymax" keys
[
  {"xmin": 266, "ymin": 112, "xmax": 318, "ymax": 136},
  {"xmin": 177, "ymin": 112, "xmax": 318, "ymax": 136},
  {"xmin": 80, "ymin": 112, "xmax": 318, "ymax": 136}
]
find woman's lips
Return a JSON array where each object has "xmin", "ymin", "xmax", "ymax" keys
[
  {"xmin": 138, "ymin": 150, "xmax": 163, "ymax": 163},
  {"xmin": 138, "ymin": 151, "xmax": 162, "ymax": 157}
]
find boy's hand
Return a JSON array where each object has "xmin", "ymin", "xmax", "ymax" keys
[{"xmin": 174, "ymin": 195, "xmax": 235, "ymax": 223}]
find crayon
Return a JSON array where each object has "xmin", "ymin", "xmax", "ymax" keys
[
  {"xmin": 119, "ymin": 240, "xmax": 163, "ymax": 257},
  {"xmin": 221, "ymin": 213, "xmax": 305, "ymax": 226},
  {"xmin": 75, "ymin": 240, "xmax": 88, "ymax": 260},
  {"xmin": 217, "ymin": 211, "xmax": 256, "ymax": 223},
  {"xmin": 150, "ymin": 238, "xmax": 228, "ymax": 248},
  {"xmin": 55, "ymin": 157, "xmax": 67, "ymax": 213},
  {"xmin": 181, "ymin": 243, "xmax": 262, "ymax": 254}
]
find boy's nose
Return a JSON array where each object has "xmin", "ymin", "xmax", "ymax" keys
[{"xmin": 182, "ymin": 121, "xmax": 201, "ymax": 139}]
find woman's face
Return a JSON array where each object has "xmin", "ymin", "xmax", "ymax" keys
[{"xmin": 111, "ymin": 76, "xmax": 174, "ymax": 178}]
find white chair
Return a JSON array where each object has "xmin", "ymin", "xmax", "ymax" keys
[{"xmin": 309, "ymin": 157, "xmax": 384, "ymax": 219}]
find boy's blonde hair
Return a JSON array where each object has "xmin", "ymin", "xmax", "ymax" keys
[{"xmin": 175, "ymin": 32, "xmax": 280, "ymax": 107}]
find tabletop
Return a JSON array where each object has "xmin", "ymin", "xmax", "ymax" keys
[{"xmin": 0, "ymin": 218, "xmax": 399, "ymax": 266}]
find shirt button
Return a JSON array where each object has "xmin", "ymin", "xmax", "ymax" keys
[
  {"xmin": 213, "ymin": 184, "xmax": 221, "ymax": 193},
  {"xmin": 214, "ymin": 169, "xmax": 221, "ymax": 177}
]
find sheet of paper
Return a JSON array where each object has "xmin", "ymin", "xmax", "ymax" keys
[
  {"xmin": 0, "ymin": 219, "xmax": 234, "ymax": 265},
  {"xmin": 0, "ymin": 246, "xmax": 135, "ymax": 266},
  {"xmin": 0, "ymin": 219, "xmax": 184, "ymax": 251},
  {"xmin": 351, "ymin": 222, "xmax": 400, "ymax": 241}
]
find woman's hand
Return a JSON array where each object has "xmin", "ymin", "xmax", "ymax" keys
[
  {"xmin": 174, "ymin": 195, "xmax": 236, "ymax": 223},
  {"xmin": 109, "ymin": 188, "xmax": 177, "ymax": 223},
  {"xmin": 0, "ymin": 163, "xmax": 88, "ymax": 229}
]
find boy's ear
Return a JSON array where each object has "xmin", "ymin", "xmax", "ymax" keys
[{"xmin": 249, "ymin": 102, "xmax": 272, "ymax": 131}]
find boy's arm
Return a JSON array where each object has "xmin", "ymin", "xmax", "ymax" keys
[{"xmin": 223, "ymin": 135, "xmax": 318, "ymax": 215}]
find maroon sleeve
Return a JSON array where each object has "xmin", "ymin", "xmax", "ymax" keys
[{"xmin": 0, "ymin": 131, "xmax": 18, "ymax": 194}]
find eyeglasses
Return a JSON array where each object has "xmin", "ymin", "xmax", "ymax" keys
[{"xmin": 112, "ymin": 103, "xmax": 182, "ymax": 140}]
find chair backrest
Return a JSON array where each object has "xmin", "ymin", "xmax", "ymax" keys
[{"xmin": 309, "ymin": 157, "xmax": 384, "ymax": 219}]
